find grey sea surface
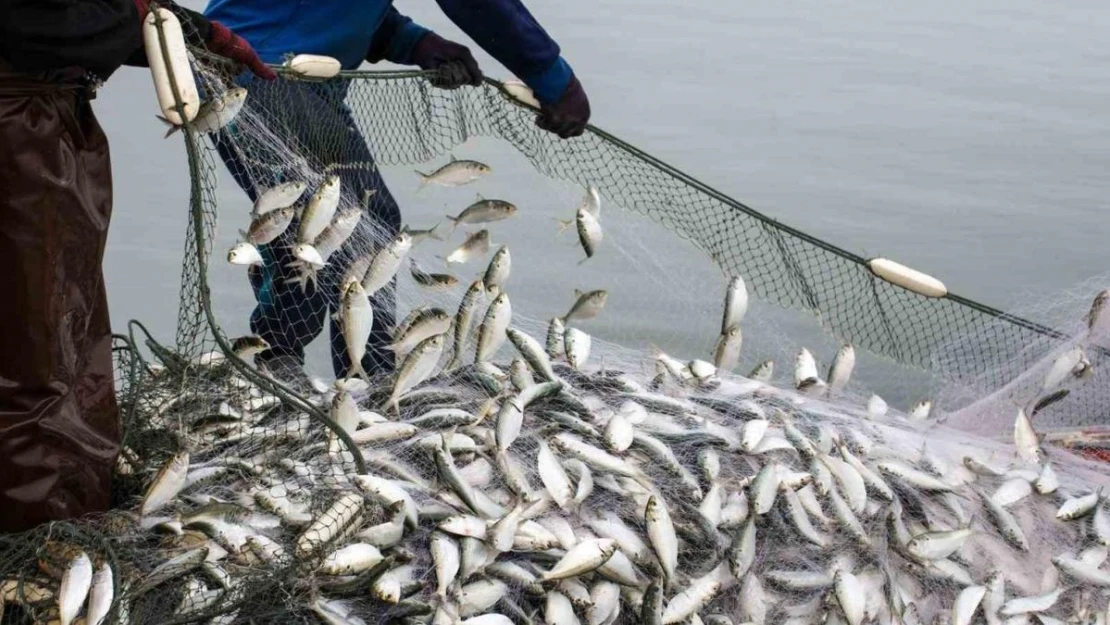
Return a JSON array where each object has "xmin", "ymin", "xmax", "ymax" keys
[{"xmin": 96, "ymin": 0, "xmax": 1110, "ymax": 412}]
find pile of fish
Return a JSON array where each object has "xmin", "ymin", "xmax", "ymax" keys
[
  {"xmin": 7, "ymin": 268, "xmax": 1110, "ymax": 624},
  {"xmin": 9, "ymin": 81, "xmax": 1110, "ymax": 624}
]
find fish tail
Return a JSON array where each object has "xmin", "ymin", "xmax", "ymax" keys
[
  {"xmin": 349, "ymin": 360, "xmax": 370, "ymax": 382},
  {"xmin": 554, "ymin": 217, "xmax": 574, "ymax": 236},
  {"xmin": 444, "ymin": 215, "xmax": 460, "ymax": 235},
  {"xmin": 577, "ymin": 255, "xmax": 591, "ymax": 267},
  {"xmin": 428, "ymin": 220, "xmax": 445, "ymax": 241}
]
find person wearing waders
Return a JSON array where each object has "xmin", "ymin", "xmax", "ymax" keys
[
  {"xmin": 206, "ymin": 0, "xmax": 591, "ymax": 387},
  {"xmin": 0, "ymin": 1, "xmax": 272, "ymax": 533}
]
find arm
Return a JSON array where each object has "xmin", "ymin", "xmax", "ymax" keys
[
  {"xmin": 366, "ymin": 8, "xmax": 431, "ymax": 65},
  {"xmin": 433, "ymin": 0, "xmax": 570, "ymax": 104}
]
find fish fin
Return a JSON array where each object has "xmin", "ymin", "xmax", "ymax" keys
[
  {"xmin": 156, "ymin": 115, "xmax": 183, "ymax": 138},
  {"xmin": 577, "ymin": 255, "xmax": 591, "ymax": 267},
  {"xmin": 573, "ymin": 289, "xmax": 584, "ymax": 298},
  {"xmin": 475, "ymin": 192, "xmax": 484, "ymax": 201},
  {"xmin": 415, "ymin": 170, "xmax": 430, "ymax": 192},
  {"xmin": 554, "ymin": 217, "xmax": 575, "ymax": 237},
  {"xmin": 449, "ymin": 154, "xmax": 458, "ymax": 163}
]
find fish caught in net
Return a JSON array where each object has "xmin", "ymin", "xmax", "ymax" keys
[{"xmin": 2, "ymin": 28, "xmax": 1110, "ymax": 624}]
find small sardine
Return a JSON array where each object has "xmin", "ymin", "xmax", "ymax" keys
[
  {"xmin": 227, "ymin": 241, "xmax": 263, "ymax": 266},
  {"xmin": 241, "ymin": 206, "xmax": 295, "ymax": 246},
  {"xmin": 58, "ymin": 551, "xmax": 93, "ymax": 625},
  {"xmin": 362, "ymin": 232, "xmax": 413, "ymax": 294},
  {"xmin": 298, "ymin": 175, "xmax": 341, "ymax": 244},
  {"xmin": 141, "ymin": 452, "xmax": 189, "ymax": 516},
  {"xmin": 827, "ymin": 344, "xmax": 855, "ymax": 393},
  {"xmin": 252, "ymin": 180, "xmax": 308, "ymax": 218},
  {"xmin": 575, "ymin": 208, "xmax": 603, "ymax": 263},
  {"xmin": 416, "ymin": 155, "xmax": 490, "ymax": 190},
  {"xmin": 713, "ymin": 325, "xmax": 743, "ymax": 372},
  {"xmin": 387, "ymin": 334, "xmax": 446, "ymax": 414},
  {"xmin": 562, "ymin": 289, "xmax": 609, "ymax": 323},
  {"xmin": 483, "ymin": 246, "xmax": 511, "ymax": 295},
  {"xmin": 476, "ymin": 293, "xmax": 512, "ymax": 363},
  {"xmin": 340, "ymin": 281, "xmax": 374, "ymax": 380},
  {"xmin": 446, "ymin": 229, "xmax": 492, "ymax": 265},
  {"xmin": 448, "ymin": 196, "xmax": 517, "ymax": 234}
]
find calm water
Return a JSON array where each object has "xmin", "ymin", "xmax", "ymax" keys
[{"xmin": 96, "ymin": 0, "xmax": 1110, "ymax": 402}]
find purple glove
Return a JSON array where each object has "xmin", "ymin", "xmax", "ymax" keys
[
  {"xmin": 536, "ymin": 75, "xmax": 590, "ymax": 139},
  {"xmin": 411, "ymin": 33, "xmax": 483, "ymax": 89}
]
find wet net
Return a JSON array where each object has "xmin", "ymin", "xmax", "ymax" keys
[{"xmin": 3, "ymin": 14, "xmax": 1110, "ymax": 624}]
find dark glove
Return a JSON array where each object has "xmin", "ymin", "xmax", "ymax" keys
[
  {"xmin": 411, "ymin": 33, "xmax": 483, "ymax": 89},
  {"xmin": 536, "ymin": 75, "xmax": 590, "ymax": 139},
  {"xmin": 206, "ymin": 21, "xmax": 277, "ymax": 80}
]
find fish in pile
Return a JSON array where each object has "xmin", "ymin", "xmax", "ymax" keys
[{"xmin": 19, "ymin": 270, "xmax": 1108, "ymax": 625}]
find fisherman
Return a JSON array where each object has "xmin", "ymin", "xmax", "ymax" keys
[
  {"xmin": 206, "ymin": 0, "xmax": 592, "ymax": 386},
  {"xmin": 0, "ymin": 1, "xmax": 272, "ymax": 532}
]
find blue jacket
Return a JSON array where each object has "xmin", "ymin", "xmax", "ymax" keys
[{"xmin": 204, "ymin": 0, "xmax": 574, "ymax": 104}]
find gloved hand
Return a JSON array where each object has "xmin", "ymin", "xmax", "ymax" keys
[
  {"xmin": 133, "ymin": 0, "xmax": 276, "ymax": 80},
  {"xmin": 206, "ymin": 21, "xmax": 277, "ymax": 80},
  {"xmin": 411, "ymin": 33, "xmax": 483, "ymax": 89},
  {"xmin": 536, "ymin": 75, "xmax": 590, "ymax": 138}
]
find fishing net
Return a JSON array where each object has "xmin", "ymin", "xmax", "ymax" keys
[{"xmin": 4, "ymin": 11, "xmax": 1110, "ymax": 623}]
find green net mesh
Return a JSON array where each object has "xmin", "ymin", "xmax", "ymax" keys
[{"xmin": 2, "ymin": 18, "xmax": 1110, "ymax": 623}]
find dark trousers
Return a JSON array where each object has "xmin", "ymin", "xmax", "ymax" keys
[
  {"xmin": 0, "ymin": 76, "xmax": 118, "ymax": 531},
  {"xmin": 213, "ymin": 77, "xmax": 400, "ymax": 378}
]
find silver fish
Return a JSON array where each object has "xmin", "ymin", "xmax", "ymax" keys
[
  {"xmin": 298, "ymin": 175, "xmax": 341, "ymax": 244},
  {"xmin": 447, "ymin": 196, "xmax": 517, "ymax": 233},
  {"xmin": 722, "ymin": 275, "xmax": 749, "ymax": 333},
  {"xmin": 311, "ymin": 205, "xmax": 362, "ymax": 261},
  {"xmin": 410, "ymin": 260, "xmax": 459, "ymax": 290},
  {"xmin": 1085, "ymin": 289, "xmax": 1110, "ymax": 338},
  {"xmin": 483, "ymin": 246, "xmax": 511, "ymax": 296},
  {"xmin": 748, "ymin": 360, "xmax": 774, "ymax": 382},
  {"xmin": 449, "ymin": 279, "xmax": 487, "ymax": 369},
  {"xmin": 86, "ymin": 563, "xmax": 113, "ymax": 625},
  {"xmin": 564, "ymin": 327, "xmax": 591, "ymax": 370},
  {"xmin": 402, "ymin": 221, "xmax": 445, "ymax": 244},
  {"xmin": 575, "ymin": 207, "xmax": 603, "ymax": 263},
  {"xmin": 579, "ymin": 185, "xmax": 601, "ymax": 218},
  {"xmin": 161, "ymin": 87, "xmax": 248, "ymax": 137},
  {"xmin": 476, "ymin": 293, "xmax": 512, "ymax": 363},
  {"xmin": 713, "ymin": 325, "xmax": 743, "ymax": 371},
  {"xmin": 827, "ymin": 344, "xmax": 855, "ymax": 393},
  {"xmin": 390, "ymin": 308, "xmax": 452, "ymax": 356},
  {"xmin": 227, "ymin": 241, "xmax": 263, "ymax": 266},
  {"xmin": 507, "ymin": 327, "xmax": 557, "ymax": 382},
  {"xmin": 252, "ymin": 180, "xmax": 307, "ymax": 218},
  {"xmin": 446, "ymin": 229, "xmax": 492, "ymax": 265},
  {"xmin": 645, "ymin": 496, "xmax": 678, "ymax": 585},
  {"xmin": 240, "ymin": 206, "xmax": 295, "ymax": 246},
  {"xmin": 388, "ymin": 334, "xmax": 446, "ymax": 414},
  {"xmin": 362, "ymin": 232, "xmax": 413, "ymax": 294},
  {"xmin": 58, "ymin": 551, "xmax": 93, "ymax": 625},
  {"xmin": 340, "ymin": 281, "xmax": 374, "ymax": 380},
  {"xmin": 416, "ymin": 155, "xmax": 490, "ymax": 190},
  {"xmin": 562, "ymin": 289, "xmax": 609, "ymax": 323},
  {"xmin": 141, "ymin": 452, "xmax": 189, "ymax": 516}
]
